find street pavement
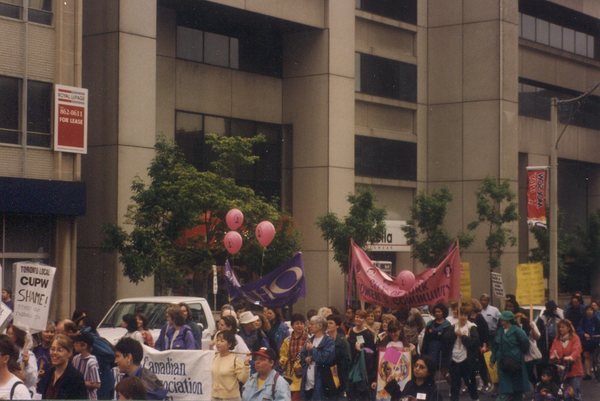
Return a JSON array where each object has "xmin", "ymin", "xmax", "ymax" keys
[{"xmin": 434, "ymin": 376, "xmax": 600, "ymax": 400}]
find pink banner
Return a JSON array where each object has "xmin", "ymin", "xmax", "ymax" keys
[{"xmin": 349, "ymin": 241, "xmax": 462, "ymax": 309}]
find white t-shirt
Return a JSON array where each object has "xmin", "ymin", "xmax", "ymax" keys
[
  {"xmin": 0, "ymin": 374, "xmax": 32, "ymax": 400},
  {"xmin": 305, "ymin": 335, "xmax": 324, "ymax": 391}
]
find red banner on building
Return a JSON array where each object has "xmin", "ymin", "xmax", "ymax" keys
[
  {"xmin": 527, "ymin": 168, "xmax": 548, "ymax": 228},
  {"xmin": 348, "ymin": 240, "xmax": 461, "ymax": 309}
]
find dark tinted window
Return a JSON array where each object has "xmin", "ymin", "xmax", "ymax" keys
[
  {"xmin": 175, "ymin": 111, "xmax": 285, "ymax": 201},
  {"xmin": 357, "ymin": 0, "xmax": 417, "ymax": 25},
  {"xmin": 177, "ymin": 26, "xmax": 282, "ymax": 77},
  {"xmin": 519, "ymin": 79, "xmax": 600, "ymax": 130},
  {"xmin": 355, "ymin": 135, "xmax": 416, "ymax": 181},
  {"xmin": 27, "ymin": 80, "xmax": 52, "ymax": 147},
  {"xmin": 0, "ymin": 1, "xmax": 20, "ymax": 19},
  {"xmin": 29, "ymin": 0, "xmax": 52, "ymax": 25},
  {"xmin": 0, "ymin": 76, "xmax": 20, "ymax": 144},
  {"xmin": 357, "ymin": 53, "xmax": 416, "ymax": 102}
]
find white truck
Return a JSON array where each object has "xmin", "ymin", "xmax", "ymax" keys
[{"xmin": 96, "ymin": 296, "xmax": 216, "ymax": 349}]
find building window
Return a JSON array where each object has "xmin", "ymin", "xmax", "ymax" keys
[
  {"xmin": 519, "ymin": 78, "xmax": 600, "ymax": 130},
  {"xmin": 356, "ymin": 0, "xmax": 417, "ymax": 25},
  {"xmin": 175, "ymin": 111, "xmax": 285, "ymax": 201},
  {"xmin": 27, "ymin": 80, "xmax": 52, "ymax": 148},
  {"xmin": 176, "ymin": 26, "xmax": 281, "ymax": 77},
  {"xmin": 355, "ymin": 135, "xmax": 416, "ymax": 181},
  {"xmin": 519, "ymin": 12, "xmax": 597, "ymax": 60},
  {"xmin": 0, "ymin": 0, "xmax": 52, "ymax": 25},
  {"xmin": 0, "ymin": 76, "xmax": 53, "ymax": 148},
  {"xmin": 356, "ymin": 53, "xmax": 417, "ymax": 102},
  {"xmin": 29, "ymin": 0, "xmax": 52, "ymax": 25},
  {"xmin": 0, "ymin": 76, "xmax": 20, "ymax": 145},
  {"xmin": 0, "ymin": 213, "xmax": 52, "ymax": 289}
]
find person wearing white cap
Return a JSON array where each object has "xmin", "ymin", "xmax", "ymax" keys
[{"xmin": 238, "ymin": 312, "xmax": 270, "ymax": 361}]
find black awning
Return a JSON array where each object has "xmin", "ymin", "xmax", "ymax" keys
[{"xmin": 0, "ymin": 177, "xmax": 86, "ymax": 216}]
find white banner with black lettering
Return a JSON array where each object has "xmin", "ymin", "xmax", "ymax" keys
[
  {"xmin": 141, "ymin": 346, "xmax": 214, "ymax": 401},
  {"xmin": 13, "ymin": 262, "xmax": 56, "ymax": 332}
]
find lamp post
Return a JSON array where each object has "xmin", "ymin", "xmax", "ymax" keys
[
  {"xmin": 549, "ymin": 98, "xmax": 558, "ymax": 302},
  {"xmin": 548, "ymin": 82, "xmax": 600, "ymax": 302}
]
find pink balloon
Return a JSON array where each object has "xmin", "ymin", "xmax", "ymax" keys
[
  {"xmin": 224, "ymin": 231, "xmax": 243, "ymax": 255},
  {"xmin": 255, "ymin": 221, "xmax": 276, "ymax": 247},
  {"xmin": 396, "ymin": 270, "xmax": 416, "ymax": 291},
  {"xmin": 226, "ymin": 208, "xmax": 244, "ymax": 230}
]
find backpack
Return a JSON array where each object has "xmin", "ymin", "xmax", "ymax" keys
[{"xmin": 9, "ymin": 380, "xmax": 28, "ymax": 400}]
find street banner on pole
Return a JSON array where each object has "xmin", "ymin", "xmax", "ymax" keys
[
  {"xmin": 13, "ymin": 262, "xmax": 56, "ymax": 332},
  {"xmin": 526, "ymin": 167, "xmax": 548, "ymax": 228},
  {"xmin": 516, "ymin": 263, "xmax": 545, "ymax": 305}
]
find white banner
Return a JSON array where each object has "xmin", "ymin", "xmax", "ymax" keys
[
  {"xmin": 13, "ymin": 262, "xmax": 56, "ymax": 332},
  {"xmin": 141, "ymin": 346, "xmax": 214, "ymax": 401}
]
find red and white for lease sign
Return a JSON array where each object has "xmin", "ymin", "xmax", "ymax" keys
[{"xmin": 54, "ymin": 84, "xmax": 88, "ymax": 154}]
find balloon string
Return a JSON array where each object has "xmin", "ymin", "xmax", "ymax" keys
[{"xmin": 261, "ymin": 248, "xmax": 265, "ymax": 276}]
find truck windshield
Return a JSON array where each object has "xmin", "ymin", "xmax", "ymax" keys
[{"xmin": 99, "ymin": 302, "xmax": 209, "ymax": 330}]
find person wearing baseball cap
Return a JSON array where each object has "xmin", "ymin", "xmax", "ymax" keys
[{"xmin": 242, "ymin": 347, "xmax": 290, "ymax": 401}]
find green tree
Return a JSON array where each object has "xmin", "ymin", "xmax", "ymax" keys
[
  {"xmin": 468, "ymin": 177, "xmax": 518, "ymax": 269},
  {"xmin": 529, "ymin": 208, "xmax": 572, "ymax": 279},
  {"xmin": 316, "ymin": 187, "xmax": 386, "ymax": 274},
  {"xmin": 557, "ymin": 210, "xmax": 600, "ymax": 294},
  {"xmin": 103, "ymin": 136, "xmax": 301, "ymax": 294},
  {"xmin": 402, "ymin": 188, "xmax": 474, "ymax": 267}
]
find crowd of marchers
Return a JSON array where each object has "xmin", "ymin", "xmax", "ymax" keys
[{"xmin": 0, "ymin": 287, "xmax": 598, "ymax": 401}]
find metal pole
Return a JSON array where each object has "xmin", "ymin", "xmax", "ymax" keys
[{"xmin": 549, "ymin": 97, "xmax": 558, "ymax": 302}]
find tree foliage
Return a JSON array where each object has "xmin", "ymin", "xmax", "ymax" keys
[
  {"xmin": 468, "ymin": 177, "xmax": 518, "ymax": 269},
  {"xmin": 103, "ymin": 137, "xmax": 301, "ymax": 294},
  {"xmin": 402, "ymin": 188, "xmax": 474, "ymax": 267},
  {"xmin": 316, "ymin": 187, "xmax": 386, "ymax": 274}
]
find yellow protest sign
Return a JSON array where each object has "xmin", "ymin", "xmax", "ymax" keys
[
  {"xmin": 516, "ymin": 263, "xmax": 545, "ymax": 305},
  {"xmin": 460, "ymin": 262, "xmax": 471, "ymax": 300}
]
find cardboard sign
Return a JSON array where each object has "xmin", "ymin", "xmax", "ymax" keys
[
  {"xmin": 460, "ymin": 262, "xmax": 472, "ymax": 300},
  {"xmin": 375, "ymin": 346, "xmax": 411, "ymax": 401},
  {"xmin": 516, "ymin": 263, "xmax": 545, "ymax": 305},
  {"xmin": 13, "ymin": 262, "xmax": 56, "ymax": 332},
  {"xmin": 490, "ymin": 272, "xmax": 505, "ymax": 298}
]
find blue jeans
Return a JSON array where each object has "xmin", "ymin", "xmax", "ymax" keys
[{"xmin": 564, "ymin": 376, "xmax": 582, "ymax": 401}]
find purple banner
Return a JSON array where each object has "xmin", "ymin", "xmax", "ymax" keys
[{"xmin": 224, "ymin": 253, "xmax": 305, "ymax": 308}]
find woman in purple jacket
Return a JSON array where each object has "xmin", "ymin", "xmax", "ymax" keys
[{"xmin": 155, "ymin": 305, "xmax": 197, "ymax": 350}]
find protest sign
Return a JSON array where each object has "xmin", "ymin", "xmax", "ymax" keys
[
  {"xmin": 141, "ymin": 346, "xmax": 213, "ymax": 401},
  {"xmin": 490, "ymin": 272, "xmax": 505, "ymax": 299},
  {"xmin": 13, "ymin": 262, "xmax": 55, "ymax": 331},
  {"xmin": 516, "ymin": 263, "xmax": 545, "ymax": 305},
  {"xmin": 375, "ymin": 347, "xmax": 411, "ymax": 401},
  {"xmin": 460, "ymin": 262, "xmax": 472, "ymax": 300},
  {"xmin": 349, "ymin": 240, "xmax": 461, "ymax": 309}
]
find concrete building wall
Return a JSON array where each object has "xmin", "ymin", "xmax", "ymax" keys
[{"xmin": 427, "ymin": 0, "xmax": 520, "ymax": 298}]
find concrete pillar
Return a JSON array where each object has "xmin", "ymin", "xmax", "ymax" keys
[
  {"xmin": 427, "ymin": 0, "xmax": 519, "ymax": 301},
  {"xmin": 80, "ymin": 0, "xmax": 156, "ymax": 317},
  {"xmin": 282, "ymin": 1, "xmax": 355, "ymax": 311}
]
